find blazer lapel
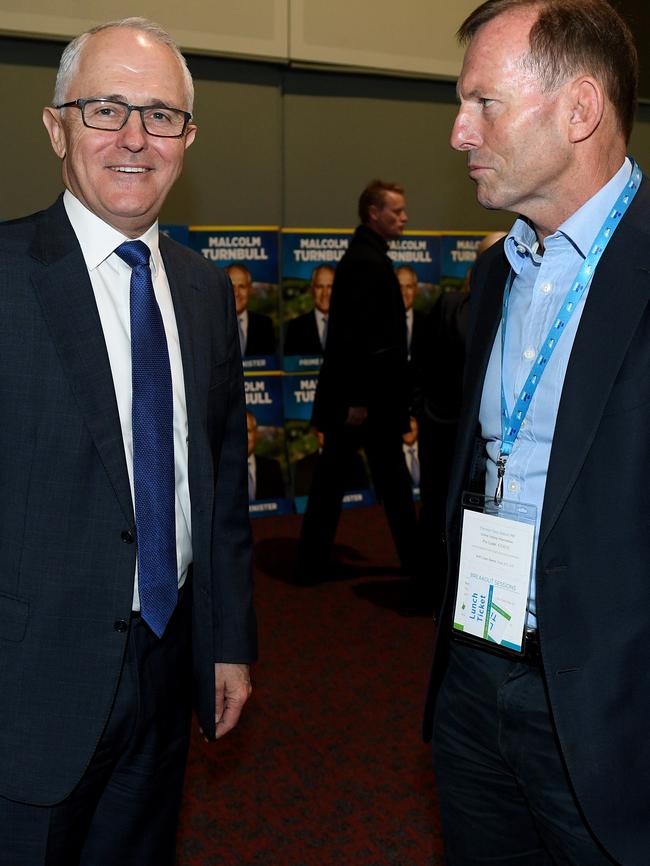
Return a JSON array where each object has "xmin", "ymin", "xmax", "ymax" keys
[
  {"xmin": 540, "ymin": 191, "xmax": 650, "ymax": 545},
  {"xmin": 447, "ymin": 249, "xmax": 509, "ymax": 511},
  {"xmin": 30, "ymin": 200, "xmax": 134, "ymax": 523},
  {"xmin": 160, "ymin": 236, "xmax": 215, "ymax": 513}
]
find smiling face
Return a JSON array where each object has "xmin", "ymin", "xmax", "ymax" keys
[
  {"xmin": 42, "ymin": 26, "xmax": 196, "ymax": 238},
  {"xmin": 396, "ymin": 267, "xmax": 418, "ymax": 310},
  {"xmin": 450, "ymin": 9, "xmax": 573, "ymax": 231},
  {"xmin": 228, "ymin": 266, "xmax": 253, "ymax": 315},
  {"xmin": 311, "ymin": 266, "xmax": 334, "ymax": 314}
]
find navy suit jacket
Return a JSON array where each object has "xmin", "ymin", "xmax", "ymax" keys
[
  {"xmin": 424, "ymin": 178, "xmax": 650, "ymax": 864},
  {"xmin": 0, "ymin": 197, "xmax": 257, "ymax": 806}
]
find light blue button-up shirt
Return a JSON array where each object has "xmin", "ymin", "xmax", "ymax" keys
[{"xmin": 478, "ymin": 158, "xmax": 631, "ymax": 627}]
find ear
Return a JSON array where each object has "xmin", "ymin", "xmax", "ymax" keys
[
  {"xmin": 42, "ymin": 106, "xmax": 67, "ymax": 158},
  {"xmin": 567, "ymin": 77, "xmax": 604, "ymax": 143},
  {"xmin": 184, "ymin": 123, "xmax": 197, "ymax": 150}
]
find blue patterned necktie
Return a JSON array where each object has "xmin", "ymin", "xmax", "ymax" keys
[{"xmin": 116, "ymin": 240, "xmax": 177, "ymax": 637}]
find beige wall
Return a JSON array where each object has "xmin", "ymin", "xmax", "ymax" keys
[{"xmin": 1, "ymin": 34, "xmax": 649, "ymax": 231}]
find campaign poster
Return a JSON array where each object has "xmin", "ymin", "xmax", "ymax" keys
[
  {"xmin": 388, "ymin": 231, "xmax": 442, "ymax": 312},
  {"xmin": 160, "ymin": 224, "xmax": 190, "ymax": 246},
  {"xmin": 439, "ymin": 232, "xmax": 488, "ymax": 292},
  {"xmin": 281, "ymin": 229, "xmax": 353, "ymax": 371},
  {"xmin": 244, "ymin": 372, "xmax": 292, "ymax": 517},
  {"xmin": 285, "ymin": 419, "xmax": 376, "ymax": 515},
  {"xmin": 189, "ymin": 226, "xmax": 280, "ymax": 370}
]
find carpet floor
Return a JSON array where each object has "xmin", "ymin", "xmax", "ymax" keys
[{"xmin": 177, "ymin": 506, "xmax": 445, "ymax": 865}]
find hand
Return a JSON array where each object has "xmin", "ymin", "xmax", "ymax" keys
[
  {"xmin": 345, "ymin": 406, "xmax": 368, "ymax": 426},
  {"xmin": 214, "ymin": 662, "xmax": 252, "ymax": 739}
]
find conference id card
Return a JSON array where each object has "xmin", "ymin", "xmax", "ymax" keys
[{"xmin": 452, "ymin": 493, "xmax": 536, "ymax": 654}]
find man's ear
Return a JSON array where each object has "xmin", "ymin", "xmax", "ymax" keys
[
  {"xmin": 42, "ymin": 106, "xmax": 67, "ymax": 158},
  {"xmin": 567, "ymin": 76, "xmax": 604, "ymax": 143}
]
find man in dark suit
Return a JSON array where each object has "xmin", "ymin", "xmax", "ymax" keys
[
  {"xmin": 226, "ymin": 262, "xmax": 276, "ymax": 356},
  {"xmin": 246, "ymin": 411, "xmax": 285, "ymax": 500},
  {"xmin": 0, "ymin": 18, "xmax": 256, "ymax": 866},
  {"xmin": 395, "ymin": 265, "xmax": 426, "ymax": 359},
  {"xmin": 298, "ymin": 180, "xmax": 418, "ymax": 582},
  {"xmin": 284, "ymin": 264, "xmax": 334, "ymax": 355},
  {"xmin": 292, "ymin": 428, "xmax": 369, "ymax": 497},
  {"xmin": 425, "ymin": 2, "xmax": 647, "ymax": 864}
]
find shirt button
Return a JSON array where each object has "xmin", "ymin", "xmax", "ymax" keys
[
  {"xmin": 516, "ymin": 244, "xmax": 527, "ymax": 256},
  {"xmin": 540, "ymin": 281, "xmax": 552, "ymax": 294},
  {"xmin": 508, "ymin": 480, "xmax": 520, "ymax": 493},
  {"xmin": 523, "ymin": 347, "xmax": 536, "ymax": 360}
]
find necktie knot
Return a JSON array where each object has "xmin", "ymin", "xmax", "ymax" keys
[{"xmin": 115, "ymin": 240, "xmax": 151, "ymax": 270}]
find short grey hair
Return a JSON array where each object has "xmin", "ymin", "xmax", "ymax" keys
[{"xmin": 53, "ymin": 17, "xmax": 194, "ymax": 113}]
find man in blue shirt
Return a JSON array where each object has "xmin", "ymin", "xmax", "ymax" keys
[{"xmin": 424, "ymin": 1, "xmax": 648, "ymax": 864}]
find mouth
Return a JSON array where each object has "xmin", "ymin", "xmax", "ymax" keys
[
  {"xmin": 108, "ymin": 166, "xmax": 151, "ymax": 174},
  {"xmin": 468, "ymin": 164, "xmax": 491, "ymax": 176}
]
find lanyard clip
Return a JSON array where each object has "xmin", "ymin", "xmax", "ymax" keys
[{"xmin": 494, "ymin": 454, "xmax": 507, "ymax": 505}]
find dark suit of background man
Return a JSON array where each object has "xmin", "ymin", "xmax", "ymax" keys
[
  {"xmin": 395, "ymin": 265, "xmax": 426, "ymax": 359},
  {"xmin": 425, "ymin": 2, "xmax": 648, "ymax": 864},
  {"xmin": 0, "ymin": 17, "xmax": 257, "ymax": 866},
  {"xmin": 298, "ymin": 180, "xmax": 419, "ymax": 582},
  {"xmin": 284, "ymin": 264, "xmax": 334, "ymax": 355},
  {"xmin": 226, "ymin": 262, "xmax": 276, "ymax": 356}
]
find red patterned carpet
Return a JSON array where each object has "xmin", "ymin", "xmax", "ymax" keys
[{"xmin": 177, "ymin": 506, "xmax": 445, "ymax": 865}]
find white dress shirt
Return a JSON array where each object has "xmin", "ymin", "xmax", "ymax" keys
[{"xmin": 63, "ymin": 191, "xmax": 193, "ymax": 610}]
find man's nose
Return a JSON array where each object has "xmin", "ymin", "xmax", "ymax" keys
[{"xmin": 450, "ymin": 107, "xmax": 480, "ymax": 151}]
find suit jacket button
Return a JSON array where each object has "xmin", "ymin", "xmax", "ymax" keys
[
  {"xmin": 121, "ymin": 530, "xmax": 134, "ymax": 543},
  {"xmin": 113, "ymin": 619, "xmax": 128, "ymax": 633}
]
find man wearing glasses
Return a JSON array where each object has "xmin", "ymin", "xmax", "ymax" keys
[{"xmin": 0, "ymin": 18, "xmax": 256, "ymax": 866}]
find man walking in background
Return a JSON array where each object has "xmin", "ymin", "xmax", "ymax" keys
[{"xmin": 298, "ymin": 180, "xmax": 419, "ymax": 584}]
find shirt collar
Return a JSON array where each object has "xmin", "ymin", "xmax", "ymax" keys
[
  {"xmin": 504, "ymin": 157, "xmax": 632, "ymax": 274},
  {"xmin": 63, "ymin": 189, "xmax": 161, "ymax": 276}
]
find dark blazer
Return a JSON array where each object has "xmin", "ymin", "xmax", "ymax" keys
[
  {"xmin": 0, "ymin": 197, "xmax": 257, "ymax": 807},
  {"xmin": 424, "ymin": 179, "xmax": 650, "ymax": 865},
  {"xmin": 244, "ymin": 310, "xmax": 276, "ymax": 356},
  {"xmin": 252, "ymin": 454, "xmax": 285, "ymax": 500},
  {"xmin": 284, "ymin": 309, "xmax": 323, "ymax": 356},
  {"xmin": 411, "ymin": 291, "xmax": 469, "ymax": 425},
  {"xmin": 312, "ymin": 224, "xmax": 409, "ymax": 433}
]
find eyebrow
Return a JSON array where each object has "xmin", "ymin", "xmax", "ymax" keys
[{"xmin": 88, "ymin": 94, "xmax": 174, "ymax": 108}]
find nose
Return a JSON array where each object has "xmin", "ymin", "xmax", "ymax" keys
[
  {"xmin": 450, "ymin": 106, "xmax": 480, "ymax": 151},
  {"xmin": 115, "ymin": 108, "xmax": 147, "ymax": 150}
]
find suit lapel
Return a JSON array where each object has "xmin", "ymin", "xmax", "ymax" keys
[
  {"xmin": 30, "ymin": 199, "xmax": 134, "ymax": 523},
  {"xmin": 540, "ymin": 183, "xmax": 650, "ymax": 545},
  {"xmin": 160, "ymin": 235, "xmax": 215, "ymax": 513},
  {"xmin": 447, "ymin": 249, "xmax": 509, "ymax": 511}
]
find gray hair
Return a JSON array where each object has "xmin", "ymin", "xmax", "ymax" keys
[{"xmin": 53, "ymin": 17, "xmax": 194, "ymax": 113}]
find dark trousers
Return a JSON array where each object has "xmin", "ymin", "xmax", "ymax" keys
[
  {"xmin": 1, "ymin": 590, "xmax": 193, "ymax": 866},
  {"xmin": 299, "ymin": 420, "xmax": 418, "ymax": 575},
  {"xmin": 432, "ymin": 641, "xmax": 618, "ymax": 865}
]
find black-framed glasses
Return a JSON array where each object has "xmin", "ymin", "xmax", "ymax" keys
[{"xmin": 54, "ymin": 98, "xmax": 192, "ymax": 138}]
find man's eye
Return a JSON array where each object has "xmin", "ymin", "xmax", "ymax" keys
[
  {"xmin": 148, "ymin": 111, "xmax": 172, "ymax": 123},
  {"xmin": 479, "ymin": 98, "xmax": 495, "ymax": 108}
]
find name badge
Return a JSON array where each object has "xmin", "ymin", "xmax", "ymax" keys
[{"xmin": 452, "ymin": 493, "xmax": 536, "ymax": 654}]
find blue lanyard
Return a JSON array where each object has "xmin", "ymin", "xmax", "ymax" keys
[{"xmin": 495, "ymin": 158, "xmax": 642, "ymax": 504}]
